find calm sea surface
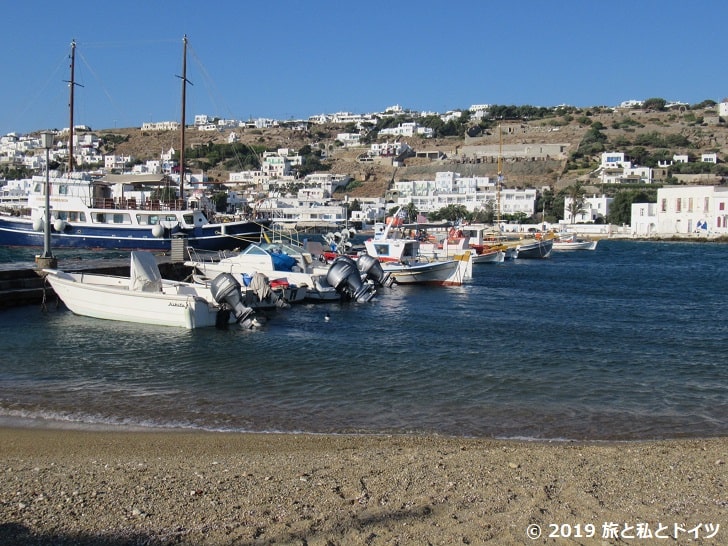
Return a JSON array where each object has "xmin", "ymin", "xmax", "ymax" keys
[{"xmin": 0, "ymin": 239, "xmax": 726, "ymax": 441}]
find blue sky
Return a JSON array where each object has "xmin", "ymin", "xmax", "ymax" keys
[{"xmin": 3, "ymin": 0, "xmax": 726, "ymax": 135}]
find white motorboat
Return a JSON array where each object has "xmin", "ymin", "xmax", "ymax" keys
[
  {"xmin": 44, "ymin": 251, "xmax": 264, "ymax": 329},
  {"xmin": 186, "ymin": 242, "xmax": 338, "ymax": 302},
  {"xmin": 552, "ymin": 234, "xmax": 599, "ymax": 251}
]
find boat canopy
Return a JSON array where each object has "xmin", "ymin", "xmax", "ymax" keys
[{"xmin": 129, "ymin": 251, "xmax": 163, "ymax": 292}]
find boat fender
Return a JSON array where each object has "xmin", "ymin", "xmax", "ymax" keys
[
  {"xmin": 32, "ymin": 218, "xmax": 43, "ymax": 232},
  {"xmin": 53, "ymin": 219, "xmax": 68, "ymax": 232},
  {"xmin": 152, "ymin": 224, "xmax": 165, "ymax": 238}
]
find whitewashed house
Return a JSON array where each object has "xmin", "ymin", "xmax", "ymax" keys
[
  {"xmin": 632, "ymin": 185, "xmax": 728, "ymax": 237},
  {"xmin": 564, "ymin": 195, "xmax": 613, "ymax": 223},
  {"xmin": 391, "ymin": 171, "xmax": 537, "ymax": 216},
  {"xmin": 718, "ymin": 100, "xmax": 728, "ymax": 118},
  {"xmin": 631, "ymin": 202, "xmax": 658, "ymax": 236},
  {"xmin": 336, "ymin": 133, "xmax": 361, "ymax": 147}
]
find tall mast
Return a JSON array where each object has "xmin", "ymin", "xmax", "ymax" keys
[
  {"xmin": 178, "ymin": 35, "xmax": 188, "ymax": 202},
  {"xmin": 496, "ymin": 124, "xmax": 502, "ymax": 229},
  {"xmin": 68, "ymin": 39, "xmax": 76, "ymax": 173}
]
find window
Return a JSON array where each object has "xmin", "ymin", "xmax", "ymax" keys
[
  {"xmin": 676, "ymin": 199, "xmax": 681, "ymax": 212},
  {"xmin": 661, "ymin": 199, "xmax": 667, "ymax": 212},
  {"xmin": 688, "ymin": 198, "xmax": 693, "ymax": 212}
]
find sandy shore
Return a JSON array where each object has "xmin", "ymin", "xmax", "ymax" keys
[{"xmin": 0, "ymin": 428, "xmax": 725, "ymax": 545}]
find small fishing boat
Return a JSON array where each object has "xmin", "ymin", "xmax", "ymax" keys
[
  {"xmin": 44, "ymin": 251, "xmax": 265, "ymax": 329},
  {"xmin": 363, "ymin": 223, "xmax": 472, "ymax": 286},
  {"xmin": 552, "ymin": 234, "xmax": 599, "ymax": 251},
  {"xmin": 515, "ymin": 238, "xmax": 553, "ymax": 259}
]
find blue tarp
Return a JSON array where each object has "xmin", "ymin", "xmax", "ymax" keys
[{"xmin": 271, "ymin": 252, "xmax": 297, "ymax": 271}]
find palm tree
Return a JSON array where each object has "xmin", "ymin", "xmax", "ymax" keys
[
  {"xmin": 403, "ymin": 201, "xmax": 419, "ymax": 223},
  {"xmin": 565, "ymin": 182, "xmax": 587, "ymax": 223}
]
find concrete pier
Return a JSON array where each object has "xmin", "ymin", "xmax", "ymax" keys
[{"xmin": 0, "ymin": 255, "xmax": 185, "ymax": 309}]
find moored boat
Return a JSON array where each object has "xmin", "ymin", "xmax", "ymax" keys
[
  {"xmin": 552, "ymin": 234, "xmax": 599, "ymax": 251},
  {"xmin": 186, "ymin": 241, "xmax": 338, "ymax": 302},
  {"xmin": 515, "ymin": 238, "xmax": 553, "ymax": 259},
  {"xmin": 363, "ymin": 236, "xmax": 472, "ymax": 286},
  {"xmin": 44, "ymin": 251, "xmax": 265, "ymax": 329},
  {"xmin": 0, "ymin": 173, "xmax": 266, "ymax": 251}
]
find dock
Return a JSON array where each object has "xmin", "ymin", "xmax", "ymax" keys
[{"xmin": 0, "ymin": 255, "xmax": 188, "ymax": 309}]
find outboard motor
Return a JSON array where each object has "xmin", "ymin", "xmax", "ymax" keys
[
  {"xmin": 209, "ymin": 273, "xmax": 257, "ymax": 328},
  {"xmin": 356, "ymin": 253, "xmax": 392, "ymax": 287},
  {"xmin": 326, "ymin": 256, "xmax": 374, "ymax": 302}
]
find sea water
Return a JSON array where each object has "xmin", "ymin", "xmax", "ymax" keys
[{"xmin": 0, "ymin": 239, "xmax": 726, "ymax": 440}]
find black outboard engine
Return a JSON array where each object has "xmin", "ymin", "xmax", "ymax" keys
[
  {"xmin": 326, "ymin": 256, "xmax": 374, "ymax": 302},
  {"xmin": 356, "ymin": 253, "xmax": 392, "ymax": 287},
  {"xmin": 209, "ymin": 273, "xmax": 256, "ymax": 328}
]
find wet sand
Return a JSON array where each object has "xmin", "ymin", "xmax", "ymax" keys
[{"xmin": 0, "ymin": 428, "xmax": 725, "ymax": 545}]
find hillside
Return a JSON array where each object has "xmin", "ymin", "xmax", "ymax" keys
[{"xmin": 96, "ymin": 107, "xmax": 728, "ymax": 197}]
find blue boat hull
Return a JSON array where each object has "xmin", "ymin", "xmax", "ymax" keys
[{"xmin": 0, "ymin": 217, "xmax": 266, "ymax": 251}]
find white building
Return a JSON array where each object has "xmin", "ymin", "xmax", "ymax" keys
[
  {"xmin": 104, "ymin": 154, "xmax": 133, "ymax": 171},
  {"xmin": 390, "ymin": 171, "xmax": 537, "ymax": 216},
  {"xmin": 336, "ymin": 133, "xmax": 362, "ymax": 147},
  {"xmin": 631, "ymin": 185, "xmax": 728, "ymax": 237},
  {"xmin": 718, "ymin": 100, "xmax": 728, "ymax": 118},
  {"xmin": 564, "ymin": 195, "xmax": 613, "ymax": 223},
  {"xmin": 141, "ymin": 121, "xmax": 179, "ymax": 132},
  {"xmin": 380, "ymin": 122, "xmax": 434, "ymax": 138},
  {"xmin": 597, "ymin": 151, "xmax": 654, "ymax": 184}
]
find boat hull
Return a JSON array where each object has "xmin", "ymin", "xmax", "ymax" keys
[
  {"xmin": 384, "ymin": 252, "xmax": 471, "ymax": 286},
  {"xmin": 515, "ymin": 239, "xmax": 553, "ymax": 259},
  {"xmin": 44, "ymin": 270, "xmax": 227, "ymax": 329},
  {"xmin": 0, "ymin": 216, "xmax": 265, "ymax": 251},
  {"xmin": 472, "ymin": 249, "xmax": 505, "ymax": 264},
  {"xmin": 552, "ymin": 240, "xmax": 598, "ymax": 251}
]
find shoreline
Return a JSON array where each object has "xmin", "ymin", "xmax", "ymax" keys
[{"xmin": 2, "ymin": 427, "xmax": 725, "ymax": 545}]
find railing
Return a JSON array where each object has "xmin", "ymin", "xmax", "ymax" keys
[{"xmin": 91, "ymin": 198, "xmax": 188, "ymax": 211}]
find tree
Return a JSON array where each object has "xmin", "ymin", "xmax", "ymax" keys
[
  {"xmin": 565, "ymin": 182, "xmax": 587, "ymax": 223},
  {"xmin": 607, "ymin": 189, "xmax": 656, "ymax": 226},
  {"xmin": 403, "ymin": 201, "xmax": 419, "ymax": 223},
  {"xmin": 212, "ymin": 191, "xmax": 228, "ymax": 213},
  {"xmin": 430, "ymin": 204, "xmax": 468, "ymax": 222},
  {"xmin": 643, "ymin": 97, "xmax": 667, "ymax": 111}
]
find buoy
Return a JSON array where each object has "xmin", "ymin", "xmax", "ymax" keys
[{"xmin": 324, "ymin": 312, "xmax": 330, "ymax": 322}]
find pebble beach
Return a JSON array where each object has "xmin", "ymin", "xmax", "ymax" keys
[{"xmin": 1, "ymin": 428, "xmax": 725, "ymax": 545}]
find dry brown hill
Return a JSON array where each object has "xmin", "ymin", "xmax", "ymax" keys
[{"xmin": 94, "ymin": 107, "xmax": 727, "ymax": 197}]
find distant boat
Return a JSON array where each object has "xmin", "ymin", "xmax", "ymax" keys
[
  {"xmin": 515, "ymin": 238, "xmax": 553, "ymax": 259},
  {"xmin": 0, "ymin": 37, "xmax": 267, "ymax": 252},
  {"xmin": 552, "ymin": 234, "xmax": 599, "ymax": 251}
]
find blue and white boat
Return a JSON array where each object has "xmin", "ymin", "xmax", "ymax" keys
[{"xmin": 0, "ymin": 172, "xmax": 266, "ymax": 251}]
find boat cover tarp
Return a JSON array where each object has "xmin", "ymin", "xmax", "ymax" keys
[
  {"xmin": 271, "ymin": 252, "xmax": 297, "ymax": 271},
  {"xmin": 129, "ymin": 251, "xmax": 162, "ymax": 292}
]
